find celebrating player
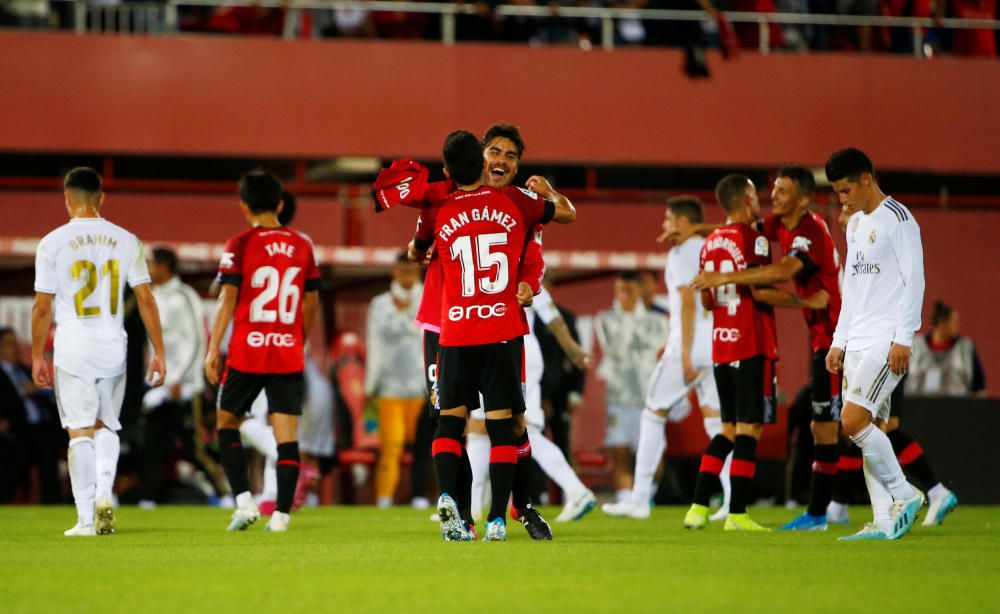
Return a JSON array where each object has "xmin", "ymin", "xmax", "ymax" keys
[
  {"xmin": 32, "ymin": 167, "xmax": 167, "ymax": 536},
  {"xmin": 204, "ymin": 170, "xmax": 321, "ymax": 533},
  {"xmin": 824, "ymin": 148, "xmax": 927, "ymax": 541},
  {"xmin": 411, "ymin": 130, "xmax": 576, "ymax": 541},
  {"xmin": 603, "ymin": 196, "xmax": 724, "ymax": 520},
  {"xmin": 683, "ymin": 175, "xmax": 779, "ymax": 532},
  {"xmin": 691, "ymin": 166, "xmax": 843, "ymax": 531}
]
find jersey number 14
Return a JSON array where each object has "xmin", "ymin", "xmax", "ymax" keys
[{"xmin": 703, "ymin": 260, "xmax": 741, "ymax": 316}]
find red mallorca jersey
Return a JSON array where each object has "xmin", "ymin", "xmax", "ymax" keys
[
  {"xmin": 700, "ymin": 223, "xmax": 779, "ymax": 363},
  {"xmin": 217, "ymin": 226, "xmax": 321, "ymax": 373},
  {"xmin": 761, "ymin": 211, "xmax": 842, "ymax": 352},
  {"xmin": 433, "ymin": 186, "xmax": 554, "ymax": 346}
]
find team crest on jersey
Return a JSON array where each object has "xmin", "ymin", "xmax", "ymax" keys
[
  {"xmin": 517, "ymin": 187, "xmax": 539, "ymax": 200},
  {"xmin": 791, "ymin": 236, "xmax": 812, "ymax": 252},
  {"xmin": 754, "ymin": 236, "xmax": 769, "ymax": 257},
  {"xmin": 868, "ymin": 229, "xmax": 877, "ymax": 244}
]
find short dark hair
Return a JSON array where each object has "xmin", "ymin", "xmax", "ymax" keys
[
  {"xmin": 715, "ymin": 174, "xmax": 752, "ymax": 214},
  {"xmin": 239, "ymin": 170, "xmax": 284, "ymax": 214},
  {"xmin": 482, "ymin": 123, "xmax": 525, "ymax": 159},
  {"xmin": 443, "ymin": 130, "xmax": 484, "ymax": 186},
  {"xmin": 278, "ymin": 190, "xmax": 297, "ymax": 226},
  {"xmin": 667, "ymin": 195, "xmax": 704, "ymax": 224},
  {"xmin": 396, "ymin": 252, "xmax": 411, "ymax": 265},
  {"xmin": 777, "ymin": 165, "xmax": 816, "ymax": 198},
  {"xmin": 64, "ymin": 167, "xmax": 102, "ymax": 195},
  {"xmin": 931, "ymin": 300, "xmax": 954, "ymax": 327},
  {"xmin": 825, "ymin": 148, "xmax": 874, "ymax": 183},
  {"xmin": 151, "ymin": 246, "xmax": 178, "ymax": 275},
  {"xmin": 617, "ymin": 270, "xmax": 641, "ymax": 283}
]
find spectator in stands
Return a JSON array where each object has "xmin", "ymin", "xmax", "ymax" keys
[
  {"xmin": 366, "ymin": 254, "xmax": 427, "ymax": 508},
  {"xmin": 836, "ymin": 0, "xmax": 879, "ymax": 51},
  {"xmin": 905, "ymin": 300, "xmax": 986, "ymax": 396},
  {"xmin": 595, "ymin": 271, "xmax": 669, "ymax": 502},
  {"xmin": 0, "ymin": 0, "xmax": 53, "ymax": 28},
  {"xmin": 949, "ymin": 0, "xmax": 997, "ymax": 57},
  {"xmin": 314, "ymin": 4, "xmax": 376, "ymax": 38},
  {"xmin": 206, "ymin": 2, "xmax": 286, "ymax": 36},
  {"xmin": 372, "ymin": 0, "xmax": 430, "ymax": 39},
  {"xmin": 0, "ymin": 327, "xmax": 63, "ymax": 504},
  {"xmin": 138, "ymin": 247, "xmax": 220, "ymax": 507},
  {"xmin": 881, "ymin": 0, "xmax": 933, "ymax": 54}
]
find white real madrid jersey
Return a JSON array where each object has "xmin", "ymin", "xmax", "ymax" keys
[
  {"xmin": 34, "ymin": 217, "xmax": 151, "ymax": 378},
  {"xmin": 664, "ymin": 237, "xmax": 712, "ymax": 363},
  {"xmin": 832, "ymin": 197, "xmax": 924, "ymax": 352}
]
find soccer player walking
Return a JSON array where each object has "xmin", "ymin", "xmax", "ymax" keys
[
  {"xmin": 204, "ymin": 171, "xmax": 321, "ymax": 533},
  {"xmin": 824, "ymin": 148, "xmax": 926, "ymax": 541},
  {"xmin": 683, "ymin": 175, "xmax": 779, "ymax": 532},
  {"xmin": 32, "ymin": 167, "xmax": 167, "ymax": 536}
]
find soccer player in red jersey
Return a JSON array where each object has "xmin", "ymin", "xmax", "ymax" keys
[
  {"xmin": 683, "ymin": 174, "xmax": 779, "ymax": 532},
  {"xmin": 692, "ymin": 166, "xmax": 843, "ymax": 530},
  {"xmin": 411, "ymin": 131, "xmax": 575, "ymax": 541},
  {"xmin": 204, "ymin": 170, "xmax": 321, "ymax": 533},
  {"xmin": 406, "ymin": 124, "xmax": 561, "ymax": 540}
]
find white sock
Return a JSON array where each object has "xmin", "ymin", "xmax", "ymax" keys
[
  {"xmin": 68, "ymin": 436, "xmax": 96, "ymax": 526},
  {"xmin": 528, "ymin": 428, "xmax": 587, "ymax": 500},
  {"xmin": 863, "ymin": 458, "xmax": 892, "ymax": 533},
  {"xmin": 703, "ymin": 417, "xmax": 732, "ymax": 509},
  {"xmin": 615, "ymin": 489, "xmax": 631, "ymax": 503},
  {"xmin": 928, "ymin": 482, "xmax": 948, "ymax": 501},
  {"xmin": 466, "ymin": 432, "xmax": 491, "ymax": 520},
  {"xmin": 850, "ymin": 423, "xmax": 916, "ymax": 501},
  {"xmin": 240, "ymin": 418, "xmax": 278, "ymax": 461},
  {"xmin": 94, "ymin": 428, "xmax": 120, "ymax": 502},
  {"xmin": 235, "ymin": 491, "xmax": 255, "ymax": 510},
  {"xmin": 261, "ymin": 456, "xmax": 278, "ymax": 500},
  {"xmin": 632, "ymin": 410, "xmax": 667, "ymax": 502}
]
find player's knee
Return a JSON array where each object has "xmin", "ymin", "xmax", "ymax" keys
[
  {"xmin": 736, "ymin": 423, "xmax": 762, "ymax": 439},
  {"xmin": 484, "ymin": 409, "xmax": 513, "ymax": 420},
  {"xmin": 720, "ymin": 422, "xmax": 737, "ymax": 440},
  {"xmin": 840, "ymin": 405, "xmax": 871, "ymax": 437},
  {"xmin": 216, "ymin": 409, "xmax": 242, "ymax": 429},
  {"xmin": 811, "ymin": 421, "xmax": 839, "ymax": 444}
]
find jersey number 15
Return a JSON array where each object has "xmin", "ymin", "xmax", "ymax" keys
[{"xmin": 450, "ymin": 234, "xmax": 509, "ymax": 298}]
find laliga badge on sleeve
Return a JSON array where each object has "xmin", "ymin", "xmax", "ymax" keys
[{"xmin": 754, "ymin": 236, "xmax": 769, "ymax": 257}]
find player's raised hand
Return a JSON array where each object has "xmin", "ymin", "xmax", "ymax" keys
[
  {"xmin": 690, "ymin": 271, "xmax": 723, "ymax": 291},
  {"xmin": 525, "ymin": 175, "xmax": 556, "ymax": 199},
  {"xmin": 888, "ymin": 343, "xmax": 911, "ymax": 375},
  {"xmin": 204, "ymin": 347, "xmax": 221, "ymax": 386},
  {"xmin": 825, "ymin": 347, "xmax": 844, "ymax": 374},
  {"xmin": 516, "ymin": 282, "xmax": 534, "ymax": 307},
  {"xmin": 147, "ymin": 352, "xmax": 166, "ymax": 387},
  {"xmin": 31, "ymin": 357, "xmax": 51, "ymax": 388}
]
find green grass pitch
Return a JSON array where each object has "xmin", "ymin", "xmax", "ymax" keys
[{"xmin": 2, "ymin": 505, "xmax": 998, "ymax": 612}]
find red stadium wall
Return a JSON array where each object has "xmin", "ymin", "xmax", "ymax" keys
[{"xmin": 2, "ymin": 31, "xmax": 1000, "ymax": 172}]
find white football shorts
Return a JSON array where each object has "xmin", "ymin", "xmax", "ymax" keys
[
  {"xmin": 54, "ymin": 367, "xmax": 126, "ymax": 431},
  {"xmin": 843, "ymin": 340, "xmax": 901, "ymax": 421},
  {"xmin": 644, "ymin": 354, "xmax": 720, "ymax": 423}
]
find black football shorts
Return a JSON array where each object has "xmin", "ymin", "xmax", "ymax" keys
[
  {"xmin": 714, "ymin": 356, "xmax": 777, "ymax": 425},
  {"xmin": 436, "ymin": 337, "xmax": 525, "ymax": 415},
  {"xmin": 218, "ymin": 366, "xmax": 304, "ymax": 416}
]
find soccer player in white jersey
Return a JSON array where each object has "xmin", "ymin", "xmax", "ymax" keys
[
  {"xmin": 824, "ymin": 148, "xmax": 926, "ymax": 541},
  {"xmin": 31, "ymin": 168, "xmax": 167, "ymax": 536},
  {"xmin": 603, "ymin": 196, "xmax": 726, "ymax": 520}
]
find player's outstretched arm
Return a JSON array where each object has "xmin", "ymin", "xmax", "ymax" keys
[
  {"xmin": 678, "ymin": 285, "xmax": 699, "ymax": 383},
  {"xmin": 750, "ymin": 286, "xmax": 828, "ymax": 310},
  {"xmin": 30, "ymin": 292, "xmax": 54, "ymax": 388},
  {"xmin": 205, "ymin": 284, "xmax": 238, "ymax": 386},
  {"xmin": 525, "ymin": 176, "xmax": 576, "ymax": 223},
  {"xmin": 134, "ymin": 283, "xmax": 167, "ymax": 387},
  {"xmin": 692, "ymin": 255, "xmax": 802, "ymax": 290}
]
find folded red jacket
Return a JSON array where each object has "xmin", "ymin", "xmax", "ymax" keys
[{"xmin": 372, "ymin": 159, "xmax": 430, "ymax": 212}]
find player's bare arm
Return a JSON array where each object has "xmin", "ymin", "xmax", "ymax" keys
[
  {"xmin": 525, "ymin": 175, "xmax": 576, "ymax": 223},
  {"xmin": 545, "ymin": 315, "xmax": 594, "ymax": 370},
  {"xmin": 750, "ymin": 287, "xmax": 828, "ymax": 310},
  {"xmin": 678, "ymin": 285, "xmax": 699, "ymax": 383},
  {"xmin": 30, "ymin": 292, "xmax": 54, "ymax": 387},
  {"xmin": 205, "ymin": 283, "xmax": 238, "ymax": 386},
  {"xmin": 302, "ymin": 290, "xmax": 320, "ymax": 339},
  {"xmin": 134, "ymin": 283, "xmax": 167, "ymax": 387},
  {"xmin": 692, "ymin": 254, "xmax": 803, "ymax": 290}
]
